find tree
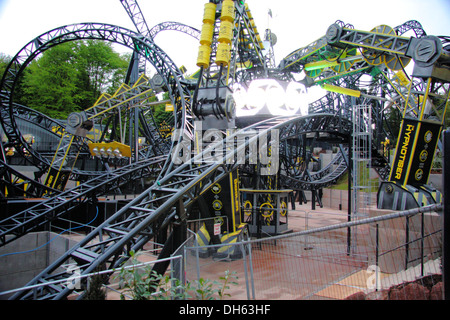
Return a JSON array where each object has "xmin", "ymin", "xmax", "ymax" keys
[
  {"xmin": 76, "ymin": 40, "xmax": 129, "ymax": 104},
  {"xmin": 383, "ymin": 104, "xmax": 402, "ymax": 141},
  {"xmin": 0, "ymin": 53, "xmax": 12, "ymax": 80},
  {"xmin": 17, "ymin": 40, "xmax": 129, "ymax": 119},
  {"xmin": 83, "ymin": 266, "xmax": 107, "ymax": 300},
  {"xmin": 22, "ymin": 42, "xmax": 81, "ymax": 119}
]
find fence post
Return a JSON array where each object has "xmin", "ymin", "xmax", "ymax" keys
[
  {"xmin": 240, "ymin": 242, "xmax": 251, "ymax": 300},
  {"xmin": 405, "ymin": 216, "xmax": 410, "ymax": 270},
  {"xmin": 421, "ymin": 212, "xmax": 424, "ymax": 277},
  {"xmin": 244, "ymin": 240, "xmax": 255, "ymax": 299},
  {"xmin": 188, "ymin": 230, "xmax": 201, "ymax": 281},
  {"xmin": 375, "ymin": 223, "xmax": 379, "ymax": 291},
  {"xmin": 443, "ymin": 129, "xmax": 450, "ymax": 300}
]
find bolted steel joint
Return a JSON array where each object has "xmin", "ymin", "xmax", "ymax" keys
[
  {"xmin": 413, "ymin": 36, "xmax": 442, "ymax": 66},
  {"xmin": 326, "ymin": 24, "xmax": 342, "ymax": 44}
]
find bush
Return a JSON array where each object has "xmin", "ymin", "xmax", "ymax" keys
[{"xmin": 115, "ymin": 251, "xmax": 238, "ymax": 300}]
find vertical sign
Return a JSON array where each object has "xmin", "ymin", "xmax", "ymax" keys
[
  {"xmin": 390, "ymin": 118, "xmax": 418, "ymax": 185},
  {"xmin": 214, "ymin": 223, "xmax": 221, "ymax": 236},
  {"xmin": 203, "ymin": 168, "xmax": 241, "ymax": 233},
  {"xmin": 443, "ymin": 129, "xmax": 450, "ymax": 300},
  {"xmin": 407, "ymin": 120, "xmax": 442, "ymax": 186}
]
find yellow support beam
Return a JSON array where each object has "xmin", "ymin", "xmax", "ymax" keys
[
  {"xmin": 305, "ymin": 60, "xmax": 339, "ymax": 71},
  {"xmin": 321, "ymin": 83, "xmax": 361, "ymax": 98}
]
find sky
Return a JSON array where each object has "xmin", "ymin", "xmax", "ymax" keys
[{"xmin": 0, "ymin": 0, "xmax": 449, "ymax": 77}]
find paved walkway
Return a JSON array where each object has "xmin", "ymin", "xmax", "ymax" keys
[
  {"xmin": 286, "ymin": 204, "xmax": 367, "ymax": 299},
  {"xmin": 69, "ymin": 202, "xmax": 441, "ymax": 300},
  {"xmin": 287, "ymin": 202, "xmax": 352, "ymax": 232}
]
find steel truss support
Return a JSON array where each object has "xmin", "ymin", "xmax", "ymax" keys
[
  {"xmin": 9, "ymin": 113, "xmax": 351, "ymax": 300},
  {"xmin": 120, "ymin": 0, "xmax": 152, "ymax": 40},
  {"xmin": 149, "ymin": 21, "xmax": 200, "ymax": 41},
  {"xmin": 0, "ymin": 156, "xmax": 166, "ymax": 247},
  {"xmin": 0, "ymin": 22, "xmax": 191, "ymax": 180}
]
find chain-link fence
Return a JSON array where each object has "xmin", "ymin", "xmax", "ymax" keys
[
  {"xmin": 0, "ymin": 204, "xmax": 442, "ymax": 300},
  {"xmin": 182, "ymin": 204, "xmax": 442, "ymax": 300}
]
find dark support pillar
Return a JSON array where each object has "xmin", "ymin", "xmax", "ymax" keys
[
  {"xmin": 290, "ymin": 192, "xmax": 296, "ymax": 210},
  {"xmin": 151, "ymin": 199, "xmax": 187, "ymax": 277},
  {"xmin": 173, "ymin": 199, "xmax": 187, "ymax": 252},
  {"xmin": 311, "ymin": 190, "xmax": 316, "ymax": 210},
  {"xmin": 443, "ymin": 130, "xmax": 449, "ymax": 300}
]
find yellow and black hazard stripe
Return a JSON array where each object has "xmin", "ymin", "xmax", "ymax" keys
[
  {"xmin": 214, "ymin": 223, "xmax": 247, "ymax": 260},
  {"xmin": 195, "ymin": 224, "xmax": 211, "ymax": 258}
]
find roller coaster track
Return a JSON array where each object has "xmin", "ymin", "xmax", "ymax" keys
[
  {"xmin": 122, "ymin": 5, "xmax": 202, "ymax": 44},
  {"xmin": 394, "ymin": 20, "xmax": 427, "ymax": 39},
  {"xmin": 0, "ymin": 155, "xmax": 166, "ymax": 247},
  {"xmin": 8, "ymin": 112, "xmax": 352, "ymax": 300},
  {"xmin": 0, "ymin": 22, "xmax": 192, "ymax": 179},
  {"xmin": 0, "ymin": 103, "xmax": 91, "ymax": 197},
  {"xmin": 1, "ymin": 102, "xmax": 65, "ymax": 163},
  {"xmin": 6, "ymin": 103, "xmax": 65, "ymax": 143},
  {"xmin": 2, "ymin": 0, "xmax": 447, "ymax": 300},
  {"xmin": 280, "ymin": 148, "xmax": 349, "ymax": 191},
  {"xmin": 120, "ymin": 0, "xmax": 152, "ymax": 40},
  {"xmin": 149, "ymin": 21, "xmax": 200, "ymax": 41},
  {"xmin": 0, "ymin": 159, "xmax": 59, "ymax": 199}
]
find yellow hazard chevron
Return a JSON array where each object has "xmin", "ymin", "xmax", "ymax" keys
[{"xmin": 217, "ymin": 223, "xmax": 247, "ymax": 255}]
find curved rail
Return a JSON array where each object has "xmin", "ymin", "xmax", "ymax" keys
[
  {"xmin": 0, "ymin": 23, "xmax": 191, "ymax": 181},
  {"xmin": 3, "ymin": 0, "xmax": 447, "ymax": 299},
  {"xmin": 8, "ymin": 113, "xmax": 354, "ymax": 300},
  {"xmin": 149, "ymin": 21, "xmax": 200, "ymax": 41},
  {"xmin": 0, "ymin": 155, "xmax": 166, "ymax": 247},
  {"xmin": 120, "ymin": 0, "xmax": 152, "ymax": 40},
  {"xmin": 0, "ymin": 159, "xmax": 59, "ymax": 198},
  {"xmin": 280, "ymin": 148, "xmax": 349, "ymax": 191}
]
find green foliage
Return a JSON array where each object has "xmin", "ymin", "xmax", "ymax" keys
[
  {"xmin": 22, "ymin": 42, "xmax": 81, "ymax": 119},
  {"xmin": 432, "ymin": 151, "xmax": 443, "ymax": 170},
  {"xmin": 4, "ymin": 40, "xmax": 129, "ymax": 119},
  {"xmin": 149, "ymin": 91, "xmax": 172, "ymax": 127},
  {"xmin": 383, "ymin": 104, "xmax": 403, "ymax": 140},
  {"xmin": 77, "ymin": 40, "xmax": 129, "ymax": 97},
  {"xmin": 0, "ymin": 53, "xmax": 12, "ymax": 80},
  {"xmin": 83, "ymin": 268, "xmax": 107, "ymax": 300},
  {"xmin": 115, "ymin": 251, "xmax": 238, "ymax": 300}
]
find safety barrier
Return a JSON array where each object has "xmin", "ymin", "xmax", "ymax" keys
[
  {"xmin": 183, "ymin": 203, "xmax": 442, "ymax": 300},
  {"xmin": 0, "ymin": 249, "xmax": 183, "ymax": 300},
  {"xmin": 1, "ymin": 203, "xmax": 441, "ymax": 300}
]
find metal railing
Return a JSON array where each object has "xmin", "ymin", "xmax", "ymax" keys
[
  {"xmin": 0, "ymin": 252, "xmax": 183, "ymax": 300},
  {"xmin": 183, "ymin": 203, "xmax": 442, "ymax": 300},
  {"xmin": 1, "ymin": 203, "xmax": 441, "ymax": 300}
]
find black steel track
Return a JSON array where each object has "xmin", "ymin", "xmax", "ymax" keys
[
  {"xmin": 0, "ymin": 22, "xmax": 191, "ymax": 178},
  {"xmin": 3, "ymin": 0, "xmax": 444, "ymax": 301},
  {"xmin": 7, "ymin": 113, "xmax": 355, "ymax": 300},
  {"xmin": 149, "ymin": 21, "xmax": 200, "ymax": 41},
  {"xmin": 0, "ymin": 156, "xmax": 166, "ymax": 247},
  {"xmin": 0, "ymin": 159, "xmax": 59, "ymax": 199}
]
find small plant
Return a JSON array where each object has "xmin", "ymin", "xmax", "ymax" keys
[
  {"xmin": 217, "ymin": 270, "xmax": 239, "ymax": 300},
  {"xmin": 189, "ymin": 271, "xmax": 238, "ymax": 300},
  {"xmin": 115, "ymin": 250, "xmax": 158, "ymax": 300},
  {"xmin": 431, "ymin": 151, "xmax": 442, "ymax": 173},
  {"xmin": 83, "ymin": 266, "xmax": 107, "ymax": 300},
  {"xmin": 115, "ymin": 251, "xmax": 238, "ymax": 300}
]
